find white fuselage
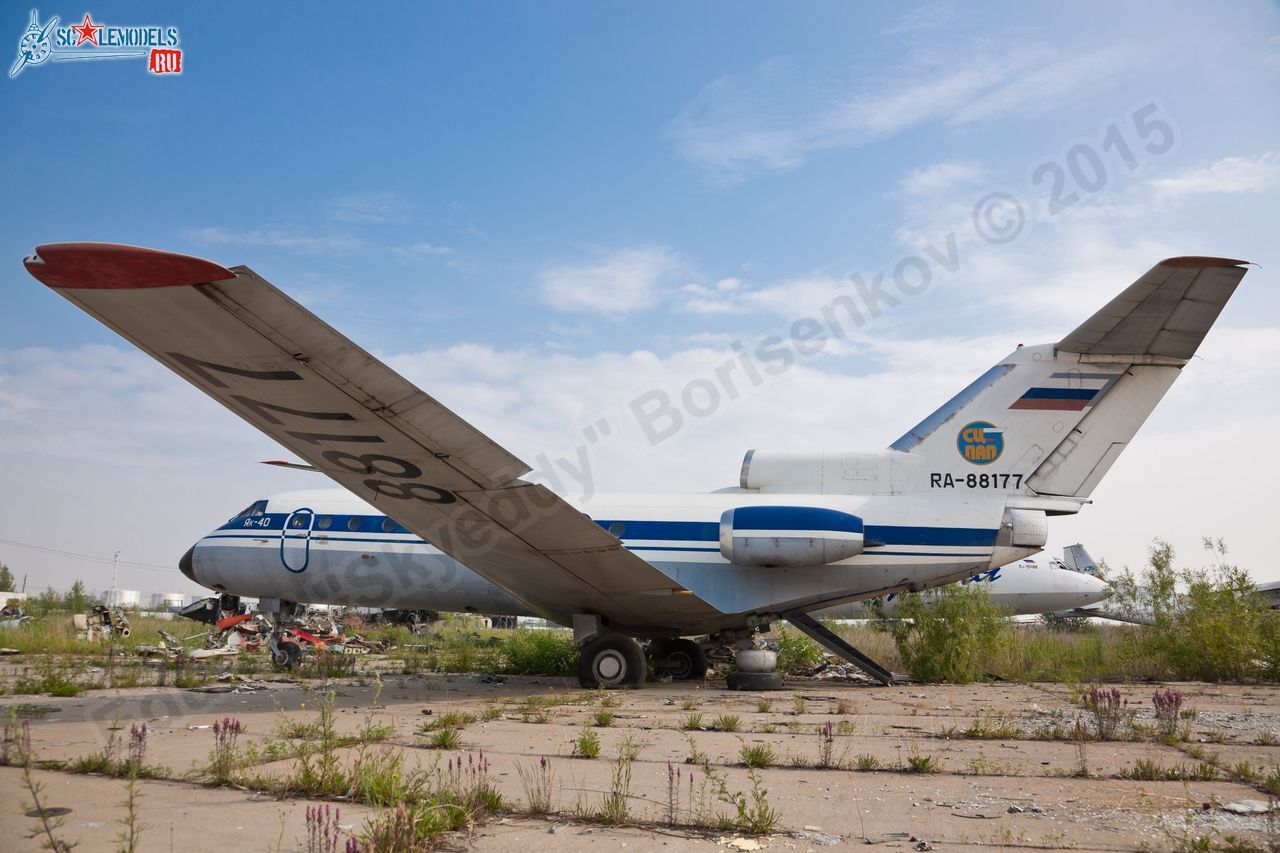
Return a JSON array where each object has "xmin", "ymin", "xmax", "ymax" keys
[
  {"xmin": 815, "ymin": 558, "xmax": 1107, "ymax": 619},
  {"xmin": 185, "ymin": 484, "xmax": 1051, "ymax": 634}
]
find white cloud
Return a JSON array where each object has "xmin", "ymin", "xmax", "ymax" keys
[
  {"xmin": 539, "ymin": 247, "xmax": 681, "ymax": 315},
  {"xmin": 881, "ymin": 1, "xmax": 959, "ymax": 36},
  {"xmin": 665, "ymin": 40, "xmax": 1131, "ymax": 180},
  {"xmin": 1148, "ymin": 152, "xmax": 1280, "ymax": 199},
  {"xmin": 393, "ymin": 241, "xmax": 455, "ymax": 258},
  {"xmin": 680, "ymin": 277, "xmax": 751, "ymax": 314},
  {"xmin": 947, "ymin": 45, "xmax": 1132, "ymax": 127},
  {"xmin": 327, "ymin": 191, "xmax": 412, "ymax": 224},
  {"xmin": 898, "ymin": 161, "xmax": 987, "ymax": 197},
  {"xmin": 186, "ymin": 225, "xmax": 363, "ymax": 254}
]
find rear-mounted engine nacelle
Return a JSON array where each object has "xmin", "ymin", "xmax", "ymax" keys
[{"xmin": 719, "ymin": 505, "xmax": 865, "ymax": 568}]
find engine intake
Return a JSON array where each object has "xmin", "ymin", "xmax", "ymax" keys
[{"xmin": 719, "ymin": 505, "xmax": 865, "ymax": 568}]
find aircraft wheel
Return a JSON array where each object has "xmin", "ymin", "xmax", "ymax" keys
[
  {"xmin": 656, "ymin": 638, "xmax": 708, "ymax": 680},
  {"xmin": 272, "ymin": 640, "xmax": 302, "ymax": 669},
  {"xmin": 727, "ymin": 671, "xmax": 784, "ymax": 691},
  {"xmin": 578, "ymin": 636, "xmax": 646, "ymax": 688}
]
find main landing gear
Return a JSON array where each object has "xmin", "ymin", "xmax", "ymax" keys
[
  {"xmin": 571, "ymin": 615, "xmax": 790, "ymax": 690},
  {"xmin": 650, "ymin": 638, "xmax": 709, "ymax": 681},
  {"xmin": 574, "ymin": 615, "xmax": 716, "ymax": 688},
  {"xmin": 578, "ymin": 634, "xmax": 647, "ymax": 688}
]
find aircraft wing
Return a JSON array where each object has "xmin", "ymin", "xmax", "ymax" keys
[
  {"xmin": 1057, "ymin": 256, "xmax": 1248, "ymax": 359},
  {"xmin": 1257, "ymin": 580, "xmax": 1280, "ymax": 610},
  {"xmin": 25, "ymin": 243, "xmax": 717, "ymax": 632}
]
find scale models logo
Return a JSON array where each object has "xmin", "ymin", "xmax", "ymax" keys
[{"xmin": 9, "ymin": 9, "xmax": 182, "ymax": 79}]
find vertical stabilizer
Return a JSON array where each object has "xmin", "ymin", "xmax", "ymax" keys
[{"xmin": 890, "ymin": 257, "xmax": 1248, "ymax": 499}]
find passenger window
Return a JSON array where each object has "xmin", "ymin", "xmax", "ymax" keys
[
  {"xmin": 290, "ymin": 513, "xmax": 311, "ymax": 529},
  {"xmin": 347, "ymin": 517, "xmax": 362, "ymax": 532},
  {"xmin": 381, "ymin": 517, "xmax": 396, "ymax": 533},
  {"xmin": 608, "ymin": 522, "xmax": 626, "ymax": 538},
  {"xmin": 316, "ymin": 516, "xmax": 333, "ymax": 530}
]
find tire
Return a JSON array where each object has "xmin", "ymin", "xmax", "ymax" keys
[
  {"xmin": 727, "ymin": 671, "xmax": 784, "ymax": 691},
  {"xmin": 272, "ymin": 640, "xmax": 302, "ymax": 669},
  {"xmin": 734, "ymin": 649, "xmax": 778, "ymax": 673},
  {"xmin": 656, "ymin": 638, "xmax": 708, "ymax": 680},
  {"xmin": 577, "ymin": 636, "xmax": 646, "ymax": 688}
]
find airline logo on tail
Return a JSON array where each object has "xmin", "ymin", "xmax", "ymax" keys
[{"xmin": 957, "ymin": 421, "xmax": 1003, "ymax": 465}]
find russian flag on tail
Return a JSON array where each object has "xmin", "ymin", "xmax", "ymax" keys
[
  {"xmin": 1009, "ymin": 372, "xmax": 1118, "ymax": 411},
  {"xmin": 1009, "ymin": 387, "xmax": 1099, "ymax": 411}
]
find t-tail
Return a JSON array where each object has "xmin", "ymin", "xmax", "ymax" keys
[
  {"xmin": 887, "ymin": 256, "xmax": 1249, "ymax": 507},
  {"xmin": 1061, "ymin": 543, "xmax": 1102, "ymax": 579}
]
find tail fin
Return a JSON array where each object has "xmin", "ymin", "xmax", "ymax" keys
[
  {"xmin": 890, "ymin": 257, "xmax": 1248, "ymax": 500},
  {"xmin": 1061, "ymin": 543, "xmax": 1103, "ymax": 580}
]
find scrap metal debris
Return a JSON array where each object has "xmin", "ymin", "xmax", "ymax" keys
[
  {"xmin": 1, "ymin": 605, "xmax": 32, "ymax": 630},
  {"xmin": 73, "ymin": 605, "xmax": 130, "ymax": 642}
]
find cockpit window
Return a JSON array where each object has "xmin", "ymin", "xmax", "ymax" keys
[{"xmin": 229, "ymin": 499, "xmax": 269, "ymax": 522}]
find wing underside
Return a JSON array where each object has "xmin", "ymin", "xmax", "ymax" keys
[{"xmin": 25, "ymin": 243, "xmax": 720, "ymax": 633}]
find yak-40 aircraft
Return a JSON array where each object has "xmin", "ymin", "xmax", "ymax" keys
[{"xmin": 23, "ymin": 244, "xmax": 1249, "ymax": 688}]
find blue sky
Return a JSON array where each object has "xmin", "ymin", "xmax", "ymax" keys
[{"xmin": 2, "ymin": 1, "xmax": 1279, "ymax": 594}]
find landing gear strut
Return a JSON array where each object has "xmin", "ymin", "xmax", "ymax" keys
[{"xmin": 782, "ymin": 610, "xmax": 893, "ymax": 685}]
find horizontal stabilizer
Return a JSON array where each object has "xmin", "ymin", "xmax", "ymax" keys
[{"xmin": 1057, "ymin": 257, "xmax": 1248, "ymax": 359}]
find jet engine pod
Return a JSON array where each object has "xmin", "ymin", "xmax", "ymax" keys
[{"xmin": 719, "ymin": 505, "xmax": 865, "ymax": 568}]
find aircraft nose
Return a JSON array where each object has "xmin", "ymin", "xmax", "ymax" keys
[
  {"xmin": 179, "ymin": 544, "xmax": 198, "ymax": 583},
  {"xmin": 1068, "ymin": 570, "xmax": 1109, "ymax": 606}
]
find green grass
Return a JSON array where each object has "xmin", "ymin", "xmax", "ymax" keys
[
  {"xmin": 904, "ymin": 751, "xmax": 943, "ymax": 773},
  {"xmin": 739, "ymin": 742, "xmax": 776, "ymax": 768},
  {"xmin": 681, "ymin": 713, "xmax": 703, "ymax": 731},
  {"xmin": 426, "ymin": 728, "xmax": 462, "ymax": 750},
  {"xmin": 13, "ymin": 656, "xmax": 91, "ymax": 697},
  {"xmin": 963, "ymin": 715, "xmax": 1022, "ymax": 739},
  {"xmin": 420, "ymin": 711, "xmax": 476, "ymax": 732},
  {"xmin": 0, "ymin": 613, "xmax": 208, "ymax": 656},
  {"xmin": 573, "ymin": 725, "xmax": 601, "ymax": 759},
  {"xmin": 710, "ymin": 714, "xmax": 741, "ymax": 732},
  {"xmin": 592, "ymin": 711, "xmax": 615, "ymax": 727}
]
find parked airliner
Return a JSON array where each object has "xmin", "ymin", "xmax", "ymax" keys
[
  {"xmin": 23, "ymin": 244, "xmax": 1248, "ymax": 688},
  {"xmin": 182, "ymin": 492, "xmax": 1107, "ymax": 621},
  {"xmin": 815, "ymin": 547, "xmax": 1107, "ymax": 620}
]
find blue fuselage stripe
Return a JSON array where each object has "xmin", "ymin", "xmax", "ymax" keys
[{"xmin": 215, "ymin": 515, "xmax": 996, "ymax": 550}]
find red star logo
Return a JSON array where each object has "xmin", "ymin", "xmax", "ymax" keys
[{"xmin": 71, "ymin": 13, "xmax": 102, "ymax": 47}]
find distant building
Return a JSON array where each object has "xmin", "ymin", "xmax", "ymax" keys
[
  {"xmin": 102, "ymin": 589, "xmax": 141, "ymax": 608},
  {"xmin": 145, "ymin": 592, "xmax": 187, "ymax": 611}
]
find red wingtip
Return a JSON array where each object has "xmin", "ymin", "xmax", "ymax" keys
[
  {"xmin": 24, "ymin": 243, "xmax": 235, "ymax": 289},
  {"xmin": 1159, "ymin": 255, "xmax": 1249, "ymax": 268}
]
